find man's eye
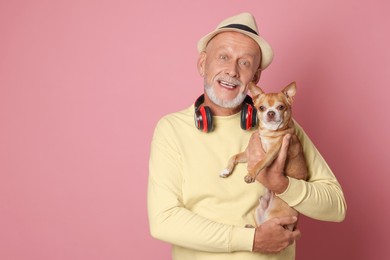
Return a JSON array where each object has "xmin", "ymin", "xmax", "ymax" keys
[
  {"xmin": 240, "ymin": 60, "xmax": 249, "ymax": 66},
  {"xmin": 219, "ymin": 55, "xmax": 227, "ymax": 60}
]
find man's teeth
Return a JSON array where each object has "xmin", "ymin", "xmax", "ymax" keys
[{"xmin": 220, "ymin": 81, "xmax": 237, "ymax": 88}]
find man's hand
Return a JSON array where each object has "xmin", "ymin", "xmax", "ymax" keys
[
  {"xmin": 257, "ymin": 134, "xmax": 290, "ymax": 194},
  {"xmin": 247, "ymin": 133, "xmax": 291, "ymax": 194},
  {"xmin": 246, "ymin": 132, "xmax": 265, "ymax": 170},
  {"xmin": 253, "ymin": 216, "xmax": 301, "ymax": 254}
]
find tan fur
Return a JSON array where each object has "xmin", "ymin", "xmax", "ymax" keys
[{"xmin": 220, "ymin": 82, "xmax": 307, "ymax": 230}]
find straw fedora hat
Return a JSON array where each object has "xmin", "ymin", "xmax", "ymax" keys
[{"xmin": 197, "ymin": 12, "xmax": 274, "ymax": 70}]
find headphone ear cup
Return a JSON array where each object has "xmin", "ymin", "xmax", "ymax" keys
[
  {"xmin": 241, "ymin": 103, "xmax": 249, "ymax": 130},
  {"xmin": 194, "ymin": 109, "xmax": 204, "ymax": 131},
  {"xmin": 202, "ymin": 106, "xmax": 213, "ymax": 132},
  {"xmin": 241, "ymin": 103, "xmax": 257, "ymax": 130},
  {"xmin": 251, "ymin": 107, "xmax": 258, "ymax": 128},
  {"xmin": 195, "ymin": 106, "xmax": 213, "ymax": 132}
]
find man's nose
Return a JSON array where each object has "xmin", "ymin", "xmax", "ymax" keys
[{"xmin": 224, "ymin": 61, "xmax": 239, "ymax": 78}]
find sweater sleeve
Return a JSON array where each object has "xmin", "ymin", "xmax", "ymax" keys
[
  {"xmin": 277, "ymin": 121, "xmax": 347, "ymax": 222},
  {"xmin": 147, "ymin": 118, "xmax": 255, "ymax": 252}
]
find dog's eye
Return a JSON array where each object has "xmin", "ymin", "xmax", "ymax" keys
[
  {"xmin": 259, "ymin": 106, "xmax": 266, "ymax": 111},
  {"xmin": 277, "ymin": 105, "xmax": 285, "ymax": 110}
]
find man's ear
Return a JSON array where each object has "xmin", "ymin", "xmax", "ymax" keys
[
  {"xmin": 252, "ymin": 69, "xmax": 262, "ymax": 84},
  {"xmin": 197, "ymin": 52, "xmax": 207, "ymax": 77}
]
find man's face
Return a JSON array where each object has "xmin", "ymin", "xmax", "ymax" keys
[{"xmin": 198, "ymin": 31, "xmax": 261, "ymax": 109}]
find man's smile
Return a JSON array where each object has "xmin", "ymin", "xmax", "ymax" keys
[{"xmin": 218, "ymin": 80, "xmax": 238, "ymax": 89}]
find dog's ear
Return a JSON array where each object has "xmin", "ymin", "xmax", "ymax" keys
[
  {"xmin": 248, "ymin": 82, "xmax": 264, "ymax": 98},
  {"xmin": 282, "ymin": 82, "xmax": 297, "ymax": 103}
]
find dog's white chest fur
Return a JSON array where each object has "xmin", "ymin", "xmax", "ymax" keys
[{"xmin": 259, "ymin": 136, "xmax": 277, "ymax": 153}]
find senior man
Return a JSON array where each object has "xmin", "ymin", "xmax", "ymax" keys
[{"xmin": 148, "ymin": 12, "xmax": 346, "ymax": 260}]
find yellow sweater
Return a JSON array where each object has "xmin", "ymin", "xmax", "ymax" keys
[{"xmin": 148, "ymin": 105, "xmax": 346, "ymax": 260}]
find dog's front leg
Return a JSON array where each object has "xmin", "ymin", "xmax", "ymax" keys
[
  {"xmin": 245, "ymin": 145, "xmax": 281, "ymax": 183},
  {"xmin": 220, "ymin": 152, "xmax": 247, "ymax": 178}
]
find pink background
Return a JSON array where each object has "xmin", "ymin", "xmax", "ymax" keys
[{"xmin": 1, "ymin": 0, "xmax": 389, "ymax": 259}]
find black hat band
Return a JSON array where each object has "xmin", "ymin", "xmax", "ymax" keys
[{"xmin": 219, "ymin": 24, "xmax": 258, "ymax": 35}]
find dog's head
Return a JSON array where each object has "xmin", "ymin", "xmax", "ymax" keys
[{"xmin": 249, "ymin": 82, "xmax": 296, "ymax": 131}]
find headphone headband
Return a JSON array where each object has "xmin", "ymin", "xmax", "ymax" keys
[
  {"xmin": 243, "ymin": 95, "xmax": 254, "ymax": 106},
  {"xmin": 194, "ymin": 94, "xmax": 205, "ymax": 111},
  {"xmin": 194, "ymin": 94, "xmax": 257, "ymax": 132}
]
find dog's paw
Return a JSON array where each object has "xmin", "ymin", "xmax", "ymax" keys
[
  {"xmin": 244, "ymin": 175, "xmax": 256, "ymax": 183},
  {"xmin": 220, "ymin": 169, "xmax": 231, "ymax": 178}
]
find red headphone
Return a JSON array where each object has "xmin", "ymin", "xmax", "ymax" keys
[{"xmin": 194, "ymin": 94, "xmax": 257, "ymax": 132}]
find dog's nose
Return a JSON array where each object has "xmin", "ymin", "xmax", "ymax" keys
[{"xmin": 267, "ymin": 111, "xmax": 275, "ymax": 118}]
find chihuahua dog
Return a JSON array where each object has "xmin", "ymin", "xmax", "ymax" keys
[{"xmin": 220, "ymin": 82, "xmax": 307, "ymax": 229}]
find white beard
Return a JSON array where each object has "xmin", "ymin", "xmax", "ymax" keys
[{"xmin": 204, "ymin": 80, "xmax": 247, "ymax": 109}]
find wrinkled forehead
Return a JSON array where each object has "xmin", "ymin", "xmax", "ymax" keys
[{"xmin": 206, "ymin": 32, "xmax": 262, "ymax": 64}]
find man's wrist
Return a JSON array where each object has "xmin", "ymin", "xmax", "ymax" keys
[
  {"xmin": 230, "ymin": 226, "xmax": 256, "ymax": 252},
  {"xmin": 274, "ymin": 176, "xmax": 289, "ymax": 194}
]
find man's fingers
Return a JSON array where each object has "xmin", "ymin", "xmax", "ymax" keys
[
  {"xmin": 275, "ymin": 216, "xmax": 301, "ymax": 240},
  {"xmin": 292, "ymin": 229, "xmax": 302, "ymax": 240},
  {"xmin": 275, "ymin": 134, "xmax": 291, "ymax": 165},
  {"xmin": 249, "ymin": 132, "xmax": 262, "ymax": 147},
  {"xmin": 249, "ymin": 131, "xmax": 259, "ymax": 142},
  {"xmin": 275, "ymin": 215, "xmax": 297, "ymax": 226},
  {"xmin": 247, "ymin": 132, "xmax": 265, "ymax": 171}
]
